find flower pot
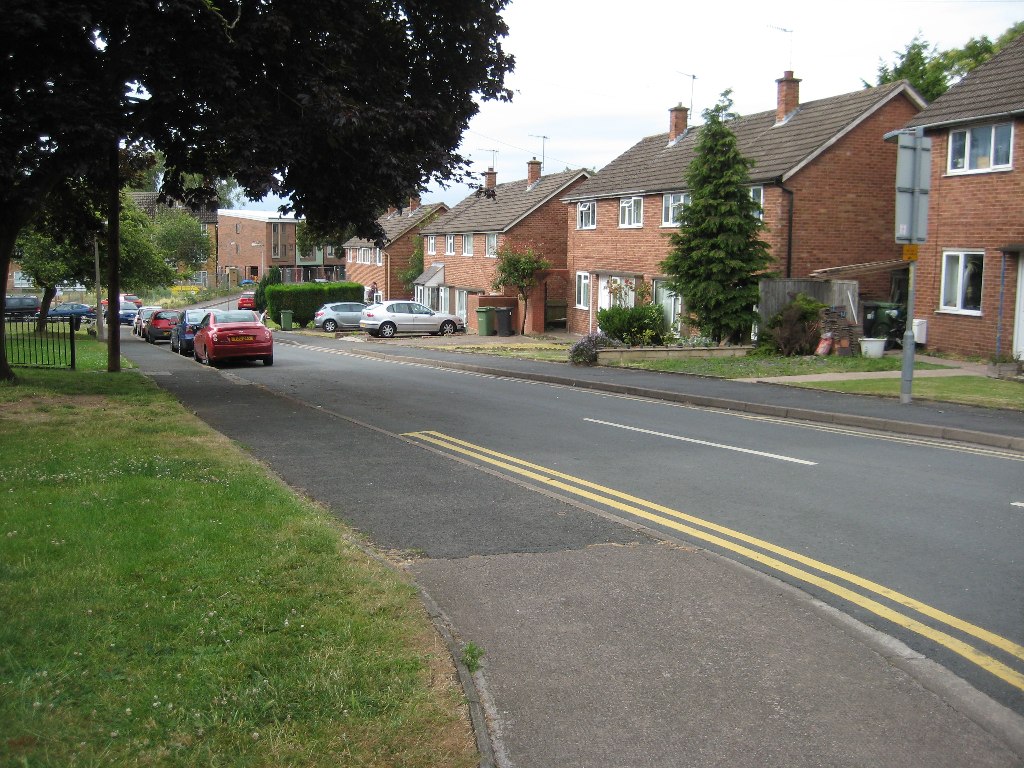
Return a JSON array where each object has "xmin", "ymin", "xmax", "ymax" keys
[{"xmin": 858, "ymin": 338, "xmax": 886, "ymax": 358}]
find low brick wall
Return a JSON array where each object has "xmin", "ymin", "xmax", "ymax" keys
[{"xmin": 597, "ymin": 345, "xmax": 753, "ymax": 365}]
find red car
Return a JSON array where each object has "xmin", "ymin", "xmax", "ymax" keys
[
  {"xmin": 237, "ymin": 292, "xmax": 256, "ymax": 310},
  {"xmin": 192, "ymin": 309, "xmax": 273, "ymax": 366},
  {"xmin": 146, "ymin": 309, "xmax": 180, "ymax": 343}
]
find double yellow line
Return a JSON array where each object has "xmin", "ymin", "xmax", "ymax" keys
[{"xmin": 406, "ymin": 430, "xmax": 1024, "ymax": 693}]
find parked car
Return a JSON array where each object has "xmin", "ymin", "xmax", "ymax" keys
[
  {"xmin": 133, "ymin": 306, "xmax": 162, "ymax": 336},
  {"xmin": 100, "ymin": 293, "xmax": 143, "ymax": 309},
  {"xmin": 116, "ymin": 306, "xmax": 140, "ymax": 326},
  {"xmin": 239, "ymin": 279, "xmax": 256, "ymax": 287},
  {"xmin": 237, "ymin": 292, "xmax": 256, "ymax": 310},
  {"xmin": 193, "ymin": 309, "xmax": 274, "ymax": 366},
  {"xmin": 170, "ymin": 308, "xmax": 207, "ymax": 356},
  {"xmin": 359, "ymin": 300, "xmax": 465, "ymax": 338},
  {"xmin": 146, "ymin": 309, "xmax": 180, "ymax": 343},
  {"xmin": 4, "ymin": 295, "xmax": 40, "ymax": 318},
  {"xmin": 46, "ymin": 302, "xmax": 96, "ymax": 319},
  {"xmin": 314, "ymin": 301, "xmax": 366, "ymax": 332}
]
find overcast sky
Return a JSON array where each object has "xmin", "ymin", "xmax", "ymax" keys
[{"xmin": 240, "ymin": 0, "xmax": 1023, "ymax": 212}]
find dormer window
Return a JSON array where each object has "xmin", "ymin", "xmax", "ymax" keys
[{"xmin": 948, "ymin": 123, "xmax": 1012, "ymax": 173}]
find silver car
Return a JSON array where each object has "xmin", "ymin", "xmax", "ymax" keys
[
  {"xmin": 314, "ymin": 301, "xmax": 366, "ymax": 332},
  {"xmin": 359, "ymin": 300, "xmax": 465, "ymax": 338}
]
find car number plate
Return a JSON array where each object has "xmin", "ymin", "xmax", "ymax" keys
[{"xmin": 229, "ymin": 335, "xmax": 255, "ymax": 342}]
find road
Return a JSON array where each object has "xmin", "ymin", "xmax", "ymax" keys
[{"xmin": 124, "ymin": 323, "xmax": 1024, "ymax": 764}]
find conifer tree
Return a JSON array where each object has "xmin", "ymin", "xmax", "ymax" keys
[{"xmin": 660, "ymin": 91, "xmax": 773, "ymax": 344}]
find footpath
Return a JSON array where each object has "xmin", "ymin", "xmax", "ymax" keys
[{"xmin": 128, "ymin": 329, "xmax": 1024, "ymax": 768}]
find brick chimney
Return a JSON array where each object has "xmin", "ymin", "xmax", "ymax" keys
[
  {"xmin": 408, "ymin": 196, "xmax": 420, "ymax": 211},
  {"xmin": 386, "ymin": 206, "xmax": 397, "ymax": 216},
  {"xmin": 483, "ymin": 167, "xmax": 497, "ymax": 189},
  {"xmin": 776, "ymin": 71, "xmax": 801, "ymax": 124},
  {"xmin": 527, "ymin": 157, "xmax": 542, "ymax": 185},
  {"xmin": 669, "ymin": 104, "xmax": 688, "ymax": 141}
]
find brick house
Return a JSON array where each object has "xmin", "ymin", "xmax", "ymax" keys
[
  {"xmin": 129, "ymin": 191, "xmax": 218, "ymax": 288},
  {"xmin": 216, "ymin": 209, "xmax": 302, "ymax": 285},
  {"xmin": 418, "ymin": 159, "xmax": 589, "ymax": 333},
  {"xmin": 900, "ymin": 34, "xmax": 1024, "ymax": 359},
  {"xmin": 342, "ymin": 198, "xmax": 448, "ymax": 302},
  {"xmin": 562, "ymin": 72, "xmax": 925, "ymax": 336}
]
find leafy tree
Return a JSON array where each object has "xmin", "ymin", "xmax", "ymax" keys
[
  {"xmin": 870, "ymin": 23, "xmax": 1024, "ymax": 101},
  {"xmin": 873, "ymin": 35, "xmax": 948, "ymax": 101},
  {"xmin": 254, "ymin": 267, "xmax": 282, "ymax": 314},
  {"xmin": 490, "ymin": 240, "xmax": 551, "ymax": 335},
  {"xmin": 1, "ymin": 0, "xmax": 514, "ymax": 381},
  {"xmin": 152, "ymin": 208, "xmax": 211, "ymax": 275},
  {"xmin": 660, "ymin": 91, "xmax": 774, "ymax": 345}
]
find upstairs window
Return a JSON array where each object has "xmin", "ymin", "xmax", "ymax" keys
[
  {"xmin": 486, "ymin": 233, "xmax": 498, "ymax": 257},
  {"xmin": 619, "ymin": 196, "xmax": 643, "ymax": 228},
  {"xmin": 662, "ymin": 193, "xmax": 690, "ymax": 226},
  {"xmin": 577, "ymin": 201, "xmax": 596, "ymax": 230},
  {"xmin": 941, "ymin": 250, "xmax": 984, "ymax": 314},
  {"xmin": 426, "ymin": 236, "xmax": 436, "ymax": 255},
  {"xmin": 463, "ymin": 234, "xmax": 474, "ymax": 255},
  {"xmin": 445, "ymin": 234, "xmax": 456, "ymax": 255},
  {"xmin": 749, "ymin": 186, "xmax": 764, "ymax": 220},
  {"xmin": 948, "ymin": 123, "xmax": 1012, "ymax": 173}
]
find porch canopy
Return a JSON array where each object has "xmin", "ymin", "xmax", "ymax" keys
[{"xmin": 413, "ymin": 264, "xmax": 445, "ymax": 287}]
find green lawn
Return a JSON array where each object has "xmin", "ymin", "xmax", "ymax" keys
[
  {"xmin": 0, "ymin": 336, "xmax": 475, "ymax": 767},
  {"xmin": 796, "ymin": 376, "xmax": 1024, "ymax": 410}
]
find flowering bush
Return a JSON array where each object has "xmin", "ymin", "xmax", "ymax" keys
[{"xmin": 568, "ymin": 332, "xmax": 621, "ymax": 366}]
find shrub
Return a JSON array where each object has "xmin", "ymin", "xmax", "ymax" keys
[
  {"xmin": 265, "ymin": 281, "xmax": 364, "ymax": 327},
  {"xmin": 760, "ymin": 293, "xmax": 828, "ymax": 356},
  {"xmin": 597, "ymin": 303, "xmax": 665, "ymax": 347},
  {"xmin": 568, "ymin": 332, "xmax": 621, "ymax": 366}
]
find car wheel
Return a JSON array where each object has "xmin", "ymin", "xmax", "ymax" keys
[
  {"xmin": 146, "ymin": 331, "xmax": 154, "ymax": 343},
  {"xmin": 439, "ymin": 320, "xmax": 456, "ymax": 336},
  {"xmin": 170, "ymin": 337, "xmax": 178, "ymax": 353},
  {"xmin": 263, "ymin": 355, "xmax": 274, "ymax": 366},
  {"xmin": 194, "ymin": 345, "xmax": 206, "ymax": 365},
  {"xmin": 379, "ymin": 322, "xmax": 397, "ymax": 338},
  {"xmin": 323, "ymin": 319, "xmax": 338, "ymax": 333}
]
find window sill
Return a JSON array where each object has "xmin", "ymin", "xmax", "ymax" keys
[
  {"xmin": 936, "ymin": 308, "xmax": 982, "ymax": 317},
  {"xmin": 618, "ymin": 224, "xmax": 643, "ymax": 229},
  {"xmin": 944, "ymin": 166, "xmax": 1012, "ymax": 177}
]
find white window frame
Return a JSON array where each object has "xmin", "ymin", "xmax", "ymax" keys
[
  {"xmin": 463, "ymin": 234, "xmax": 474, "ymax": 255},
  {"xmin": 375, "ymin": 248, "xmax": 383, "ymax": 266},
  {"xmin": 426, "ymin": 236, "xmax": 436, "ymax": 255},
  {"xmin": 575, "ymin": 272, "xmax": 590, "ymax": 309},
  {"xmin": 940, "ymin": 250, "xmax": 984, "ymax": 315},
  {"xmin": 948, "ymin": 123, "xmax": 1013, "ymax": 173},
  {"xmin": 661, "ymin": 193, "xmax": 690, "ymax": 227},
  {"xmin": 749, "ymin": 185, "xmax": 764, "ymax": 220},
  {"xmin": 358, "ymin": 247, "xmax": 372, "ymax": 264},
  {"xmin": 456, "ymin": 289, "xmax": 468, "ymax": 321},
  {"xmin": 486, "ymin": 233, "xmax": 498, "ymax": 258},
  {"xmin": 619, "ymin": 197, "xmax": 643, "ymax": 228},
  {"xmin": 577, "ymin": 201, "xmax": 596, "ymax": 230},
  {"xmin": 445, "ymin": 234, "xmax": 456, "ymax": 255},
  {"xmin": 439, "ymin": 286, "xmax": 450, "ymax": 313}
]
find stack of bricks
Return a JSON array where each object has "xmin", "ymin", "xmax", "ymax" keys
[{"xmin": 821, "ymin": 306, "xmax": 861, "ymax": 357}]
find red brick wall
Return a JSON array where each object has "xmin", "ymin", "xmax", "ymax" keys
[
  {"xmin": 565, "ymin": 94, "xmax": 921, "ymax": 336},
  {"xmin": 217, "ymin": 215, "xmax": 297, "ymax": 281},
  {"xmin": 912, "ymin": 117, "xmax": 1024, "ymax": 357},
  {"xmin": 346, "ymin": 231, "xmax": 420, "ymax": 301}
]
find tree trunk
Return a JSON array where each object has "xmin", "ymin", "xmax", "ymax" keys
[
  {"xmin": 35, "ymin": 286, "xmax": 58, "ymax": 332},
  {"xmin": 0, "ymin": 226, "xmax": 18, "ymax": 383},
  {"xmin": 106, "ymin": 145, "xmax": 121, "ymax": 373}
]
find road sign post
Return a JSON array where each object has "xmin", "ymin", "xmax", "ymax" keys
[{"xmin": 894, "ymin": 128, "xmax": 931, "ymax": 405}]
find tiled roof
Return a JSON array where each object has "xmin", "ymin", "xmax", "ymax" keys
[
  {"xmin": 128, "ymin": 191, "xmax": 219, "ymax": 224},
  {"xmin": 343, "ymin": 202, "xmax": 448, "ymax": 248},
  {"xmin": 421, "ymin": 168, "xmax": 589, "ymax": 234},
  {"xmin": 906, "ymin": 33, "xmax": 1024, "ymax": 129},
  {"xmin": 565, "ymin": 81, "xmax": 919, "ymax": 201}
]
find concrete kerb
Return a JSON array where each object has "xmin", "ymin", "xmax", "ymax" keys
[{"xmin": 311, "ymin": 342, "xmax": 1024, "ymax": 453}]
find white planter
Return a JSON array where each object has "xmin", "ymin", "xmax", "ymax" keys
[{"xmin": 858, "ymin": 338, "xmax": 886, "ymax": 358}]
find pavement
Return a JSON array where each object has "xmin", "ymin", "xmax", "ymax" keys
[{"xmin": 128, "ymin": 327, "xmax": 1024, "ymax": 767}]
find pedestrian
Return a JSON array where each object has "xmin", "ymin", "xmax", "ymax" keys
[{"xmin": 367, "ymin": 281, "xmax": 378, "ymax": 303}]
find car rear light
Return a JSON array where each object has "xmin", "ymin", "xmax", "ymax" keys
[{"xmin": 315, "ymin": 311, "xmax": 323, "ymax": 318}]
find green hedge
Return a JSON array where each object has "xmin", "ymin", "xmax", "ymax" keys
[
  {"xmin": 597, "ymin": 303, "xmax": 666, "ymax": 346},
  {"xmin": 265, "ymin": 282, "xmax": 364, "ymax": 328}
]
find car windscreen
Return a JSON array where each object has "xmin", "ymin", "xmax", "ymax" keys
[
  {"xmin": 214, "ymin": 311, "xmax": 259, "ymax": 323},
  {"xmin": 184, "ymin": 310, "xmax": 205, "ymax": 322},
  {"xmin": 155, "ymin": 311, "xmax": 179, "ymax": 320}
]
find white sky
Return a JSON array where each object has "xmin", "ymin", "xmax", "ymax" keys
[{"xmin": 240, "ymin": 0, "xmax": 1023, "ymax": 212}]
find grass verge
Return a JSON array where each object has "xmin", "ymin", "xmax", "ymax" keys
[
  {"xmin": 0, "ymin": 338, "xmax": 475, "ymax": 767},
  {"xmin": 794, "ymin": 376, "xmax": 1024, "ymax": 410}
]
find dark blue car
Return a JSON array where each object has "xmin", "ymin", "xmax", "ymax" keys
[
  {"xmin": 47, "ymin": 302, "xmax": 96, "ymax": 319},
  {"xmin": 116, "ymin": 306, "xmax": 140, "ymax": 325},
  {"xmin": 170, "ymin": 308, "xmax": 207, "ymax": 355}
]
